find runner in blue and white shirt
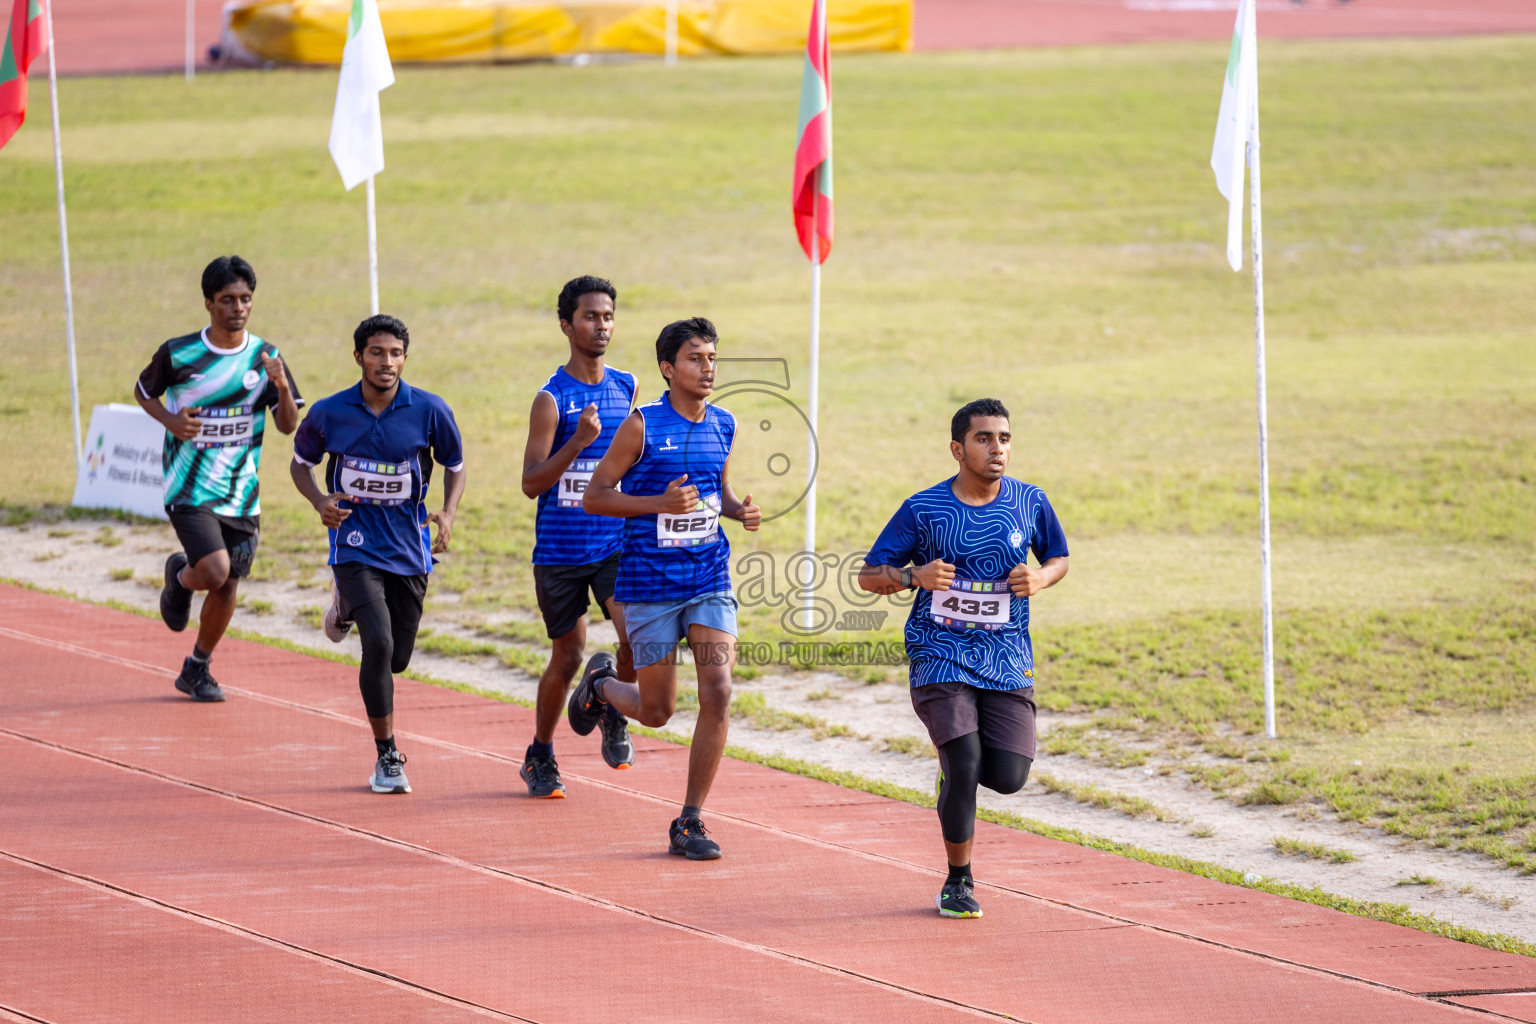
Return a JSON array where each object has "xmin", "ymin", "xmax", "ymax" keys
[
  {"xmin": 574, "ymin": 317, "xmax": 761, "ymax": 861},
  {"xmin": 860, "ymin": 398, "xmax": 1069, "ymax": 919},
  {"xmin": 517, "ymin": 277, "xmax": 639, "ymax": 799},
  {"xmin": 289, "ymin": 315, "xmax": 467, "ymax": 797}
]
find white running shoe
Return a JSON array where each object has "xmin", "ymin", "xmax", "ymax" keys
[
  {"xmin": 369, "ymin": 749, "xmax": 410, "ymax": 794},
  {"xmin": 323, "ymin": 579, "xmax": 354, "ymax": 643}
]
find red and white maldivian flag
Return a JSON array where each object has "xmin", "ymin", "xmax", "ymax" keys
[{"xmin": 792, "ymin": 0, "xmax": 832, "ymax": 264}]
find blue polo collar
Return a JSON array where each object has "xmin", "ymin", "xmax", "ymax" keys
[{"xmin": 345, "ymin": 379, "xmax": 414, "ymax": 412}]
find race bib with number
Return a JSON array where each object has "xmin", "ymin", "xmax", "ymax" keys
[
  {"xmin": 930, "ymin": 578, "xmax": 1011, "ymax": 631},
  {"xmin": 193, "ymin": 405, "xmax": 256, "ymax": 450},
  {"xmin": 339, "ymin": 456, "xmax": 412, "ymax": 506},
  {"xmin": 657, "ymin": 492, "xmax": 721, "ymax": 548},
  {"xmin": 557, "ymin": 459, "xmax": 599, "ymax": 509}
]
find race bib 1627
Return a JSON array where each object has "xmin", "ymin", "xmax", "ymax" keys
[{"xmin": 657, "ymin": 492, "xmax": 721, "ymax": 548}]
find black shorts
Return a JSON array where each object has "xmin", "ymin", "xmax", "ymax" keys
[
  {"xmin": 333, "ymin": 561, "xmax": 429, "ymax": 636},
  {"xmin": 166, "ymin": 505, "xmax": 260, "ymax": 579},
  {"xmin": 911, "ymin": 681, "xmax": 1038, "ymax": 759},
  {"xmin": 533, "ymin": 553, "xmax": 620, "ymax": 639}
]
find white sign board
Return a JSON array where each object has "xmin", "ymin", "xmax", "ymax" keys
[{"xmin": 72, "ymin": 404, "xmax": 169, "ymax": 521}]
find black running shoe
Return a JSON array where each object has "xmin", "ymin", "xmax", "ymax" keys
[
  {"xmin": 519, "ymin": 752, "xmax": 566, "ymax": 799},
  {"xmin": 173, "ymin": 657, "xmax": 226, "ymax": 702},
  {"xmin": 160, "ymin": 553, "xmax": 193, "ymax": 632},
  {"xmin": 936, "ymin": 879, "xmax": 982, "ymax": 918},
  {"xmin": 669, "ymin": 814, "xmax": 722, "ymax": 860},
  {"xmin": 598, "ymin": 705, "xmax": 634, "ymax": 770},
  {"xmin": 567, "ymin": 651, "xmax": 617, "ymax": 737}
]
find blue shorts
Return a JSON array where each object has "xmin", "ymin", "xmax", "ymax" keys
[{"xmin": 622, "ymin": 590, "xmax": 738, "ymax": 669}]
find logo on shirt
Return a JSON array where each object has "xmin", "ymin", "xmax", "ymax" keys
[
  {"xmin": 1010, "ymin": 529, "xmax": 1024, "ymax": 548},
  {"xmin": 346, "ymin": 530, "xmax": 364, "ymax": 547},
  {"xmin": 242, "ymin": 369, "xmax": 262, "ymax": 390},
  {"xmin": 567, "ymin": 399, "xmax": 580, "ymax": 415},
  {"xmin": 658, "ymin": 437, "xmax": 679, "ymax": 452}
]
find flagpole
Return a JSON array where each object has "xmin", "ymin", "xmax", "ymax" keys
[
  {"xmin": 803, "ymin": 174, "xmax": 821, "ymax": 631},
  {"xmin": 1247, "ymin": 52, "xmax": 1275, "ymax": 740},
  {"xmin": 185, "ymin": 0, "xmax": 196, "ymax": 81},
  {"xmin": 44, "ymin": 0, "xmax": 82, "ymax": 461},
  {"xmin": 664, "ymin": 0, "xmax": 678, "ymax": 65},
  {"xmin": 366, "ymin": 175, "xmax": 379, "ymax": 315}
]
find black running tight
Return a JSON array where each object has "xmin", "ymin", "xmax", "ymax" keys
[
  {"xmin": 333, "ymin": 565, "xmax": 427, "ymax": 721},
  {"xmin": 936, "ymin": 733, "xmax": 1033, "ymax": 844}
]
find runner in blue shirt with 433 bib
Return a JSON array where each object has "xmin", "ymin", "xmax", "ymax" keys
[{"xmin": 860, "ymin": 398, "xmax": 1069, "ymax": 920}]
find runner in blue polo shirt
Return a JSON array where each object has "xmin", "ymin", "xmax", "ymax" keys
[
  {"xmin": 574, "ymin": 317, "xmax": 760, "ymax": 860},
  {"xmin": 517, "ymin": 276, "xmax": 639, "ymax": 799},
  {"xmin": 289, "ymin": 314, "xmax": 467, "ymax": 796},
  {"xmin": 860, "ymin": 398, "xmax": 1068, "ymax": 919}
]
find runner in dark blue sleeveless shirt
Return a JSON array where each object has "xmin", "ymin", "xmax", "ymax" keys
[
  {"xmin": 518, "ymin": 277, "xmax": 639, "ymax": 799},
  {"xmin": 860, "ymin": 399, "xmax": 1068, "ymax": 919},
  {"xmin": 574, "ymin": 317, "xmax": 761, "ymax": 860}
]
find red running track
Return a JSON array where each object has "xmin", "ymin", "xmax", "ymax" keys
[
  {"xmin": 36, "ymin": 0, "xmax": 1536, "ymax": 76},
  {"xmin": 3, "ymin": 581, "xmax": 1536, "ymax": 1023}
]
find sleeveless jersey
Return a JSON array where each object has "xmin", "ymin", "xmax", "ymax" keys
[
  {"xmin": 531, "ymin": 365, "xmax": 637, "ymax": 566},
  {"xmin": 136, "ymin": 329, "xmax": 304, "ymax": 517},
  {"xmin": 616, "ymin": 392, "xmax": 736, "ymax": 603}
]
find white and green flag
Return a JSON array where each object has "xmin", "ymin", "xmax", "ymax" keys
[
  {"xmin": 328, "ymin": 0, "xmax": 394, "ymax": 191},
  {"xmin": 1211, "ymin": 0, "xmax": 1256, "ymax": 271}
]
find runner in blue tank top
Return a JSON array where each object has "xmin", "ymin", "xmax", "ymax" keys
[
  {"xmin": 573, "ymin": 317, "xmax": 761, "ymax": 860},
  {"xmin": 860, "ymin": 399, "xmax": 1069, "ymax": 919},
  {"xmin": 517, "ymin": 276, "xmax": 640, "ymax": 799}
]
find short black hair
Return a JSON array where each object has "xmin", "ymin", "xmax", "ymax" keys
[
  {"xmin": 951, "ymin": 398, "xmax": 1010, "ymax": 443},
  {"xmin": 354, "ymin": 314, "xmax": 410, "ymax": 353},
  {"xmin": 655, "ymin": 317, "xmax": 718, "ymax": 367},
  {"xmin": 201, "ymin": 255, "xmax": 256, "ymax": 300},
  {"xmin": 557, "ymin": 276, "xmax": 617, "ymax": 324}
]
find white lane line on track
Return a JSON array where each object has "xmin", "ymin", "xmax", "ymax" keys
[
  {"xmin": 0, "ymin": 849, "xmax": 533, "ymax": 1023},
  {"xmin": 3, "ymin": 624, "xmax": 1520, "ymax": 1004},
  {"xmin": 0, "ymin": 726, "xmax": 1021, "ymax": 1023}
]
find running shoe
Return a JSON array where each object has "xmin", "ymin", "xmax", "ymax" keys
[
  {"xmin": 322, "ymin": 578, "xmax": 354, "ymax": 643},
  {"xmin": 567, "ymin": 651, "xmax": 617, "ymax": 737},
  {"xmin": 936, "ymin": 879, "xmax": 982, "ymax": 919},
  {"xmin": 160, "ymin": 553, "xmax": 193, "ymax": 632},
  {"xmin": 597, "ymin": 705, "xmax": 635, "ymax": 770},
  {"xmin": 669, "ymin": 814, "xmax": 722, "ymax": 860},
  {"xmin": 369, "ymin": 749, "xmax": 411, "ymax": 794},
  {"xmin": 173, "ymin": 656, "xmax": 226, "ymax": 702},
  {"xmin": 519, "ymin": 752, "xmax": 566, "ymax": 799}
]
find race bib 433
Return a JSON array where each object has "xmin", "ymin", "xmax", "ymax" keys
[
  {"xmin": 930, "ymin": 578, "xmax": 1011, "ymax": 631},
  {"xmin": 193, "ymin": 405, "xmax": 256, "ymax": 449},
  {"xmin": 340, "ymin": 456, "xmax": 412, "ymax": 506},
  {"xmin": 657, "ymin": 493, "xmax": 721, "ymax": 548}
]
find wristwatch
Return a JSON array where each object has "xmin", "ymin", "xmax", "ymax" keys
[{"xmin": 900, "ymin": 567, "xmax": 916, "ymax": 590}]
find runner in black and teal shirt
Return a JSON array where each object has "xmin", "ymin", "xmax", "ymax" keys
[
  {"xmin": 137, "ymin": 256, "xmax": 303, "ymax": 703},
  {"xmin": 517, "ymin": 276, "xmax": 639, "ymax": 799},
  {"xmin": 860, "ymin": 398, "xmax": 1068, "ymax": 920}
]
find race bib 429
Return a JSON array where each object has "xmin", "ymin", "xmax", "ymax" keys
[
  {"xmin": 930, "ymin": 578, "xmax": 1011, "ymax": 631},
  {"xmin": 339, "ymin": 456, "xmax": 412, "ymax": 506},
  {"xmin": 193, "ymin": 405, "xmax": 256, "ymax": 449}
]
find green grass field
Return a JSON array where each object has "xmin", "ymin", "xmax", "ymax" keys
[{"xmin": 3, "ymin": 36, "xmax": 1534, "ymax": 865}]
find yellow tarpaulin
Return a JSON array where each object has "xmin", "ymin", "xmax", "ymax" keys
[{"xmin": 223, "ymin": 0, "xmax": 911, "ymax": 64}]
